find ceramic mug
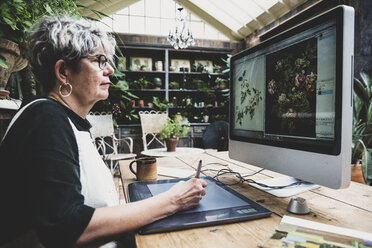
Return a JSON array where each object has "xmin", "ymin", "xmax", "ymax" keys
[{"xmin": 129, "ymin": 157, "xmax": 157, "ymax": 181}]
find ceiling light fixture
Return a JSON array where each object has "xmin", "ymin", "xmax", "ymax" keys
[{"xmin": 167, "ymin": 4, "xmax": 195, "ymax": 49}]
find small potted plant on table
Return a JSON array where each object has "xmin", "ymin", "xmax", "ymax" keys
[{"xmin": 159, "ymin": 117, "xmax": 189, "ymax": 152}]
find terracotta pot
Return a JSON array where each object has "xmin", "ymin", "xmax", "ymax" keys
[
  {"xmin": 219, "ymin": 81, "xmax": 227, "ymax": 89},
  {"xmin": 0, "ymin": 38, "xmax": 28, "ymax": 91},
  {"xmin": 351, "ymin": 163, "xmax": 366, "ymax": 184},
  {"xmin": 138, "ymin": 99, "xmax": 144, "ymax": 107},
  {"xmin": 165, "ymin": 138, "xmax": 178, "ymax": 152}
]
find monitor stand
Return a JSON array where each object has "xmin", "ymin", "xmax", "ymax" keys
[{"xmin": 249, "ymin": 176, "xmax": 320, "ymax": 198}]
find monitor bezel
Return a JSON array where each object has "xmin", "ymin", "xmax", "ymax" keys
[{"xmin": 229, "ymin": 6, "xmax": 345, "ymax": 155}]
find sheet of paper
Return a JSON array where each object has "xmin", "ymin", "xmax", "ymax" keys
[
  {"xmin": 157, "ymin": 166, "xmax": 195, "ymax": 178},
  {"xmin": 281, "ymin": 215, "xmax": 372, "ymax": 241}
]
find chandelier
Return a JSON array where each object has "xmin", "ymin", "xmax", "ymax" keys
[{"xmin": 167, "ymin": 6, "xmax": 195, "ymax": 49}]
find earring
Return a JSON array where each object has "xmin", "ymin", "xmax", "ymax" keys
[{"xmin": 59, "ymin": 83, "xmax": 72, "ymax": 97}]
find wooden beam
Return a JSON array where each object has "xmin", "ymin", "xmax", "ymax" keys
[
  {"xmin": 81, "ymin": 0, "xmax": 140, "ymax": 18},
  {"xmin": 180, "ymin": 0, "xmax": 244, "ymax": 41}
]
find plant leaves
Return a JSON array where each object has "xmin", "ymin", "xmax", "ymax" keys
[
  {"xmin": 354, "ymin": 78, "xmax": 369, "ymax": 105},
  {"xmin": 0, "ymin": 56, "xmax": 8, "ymax": 68},
  {"xmin": 44, "ymin": 4, "xmax": 53, "ymax": 15},
  {"xmin": 362, "ymin": 148, "xmax": 372, "ymax": 185}
]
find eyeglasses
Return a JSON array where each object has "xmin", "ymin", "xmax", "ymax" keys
[{"xmin": 81, "ymin": 54, "xmax": 111, "ymax": 70}]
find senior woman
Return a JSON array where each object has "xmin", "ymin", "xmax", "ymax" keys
[{"xmin": 0, "ymin": 16, "xmax": 207, "ymax": 248}]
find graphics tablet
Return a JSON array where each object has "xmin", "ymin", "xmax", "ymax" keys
[{"xmin": 128, "ymin": 176, "xmax": 272, "ymax": 234}]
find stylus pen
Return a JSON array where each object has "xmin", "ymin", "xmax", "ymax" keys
[{"xmin": 195, "ymin": 160, "xmax": 202, "ymax": 178}]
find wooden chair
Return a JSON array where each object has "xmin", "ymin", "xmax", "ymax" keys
[
  {"xmin": 86, "ymin": 112, "xmax": 136, "ymax": 174},
  {"xmin": 139, "ymin": 110, "xmax": 168, "ymax": 151}
]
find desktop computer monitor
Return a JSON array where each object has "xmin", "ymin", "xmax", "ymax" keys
[{"xmin": 229, "ymin": 5, "xmax": 354, "ymax": 195}]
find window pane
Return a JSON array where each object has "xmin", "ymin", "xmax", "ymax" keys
[
  {"xmin": 145, "ymin": 0, "xmax": 161, "ymax": 17},
  {"xmin": 161, "ymin": 0, "xmax": 176, "ymax": 19},
  {"xmin": 190, "ymin": 21, "xmax": 204, "ymax": 39},
  {"xmin": 113, "ymin": 15, "xmax": 129, "ymax": 33},
  {"xmin": 129, "ymin": 16, "xmax": 145, "ymax": 33},
  {"xmin": 204, "ymin": 23, "xmax": 218, "ymax": 40},
  {"xmin": 161, "ymin": 19, "xmax": 174, "ymax": 36},
  {"xmin": 97, "ymin": 16, "xmax": 113, "ymax": 32},
  {"xmin": 130, "ymin": 1, "xmax": 144, "ymax": 16},
  {"xmin": 145, "ymin": 17, "xmax": 161, "ymax": 35}
]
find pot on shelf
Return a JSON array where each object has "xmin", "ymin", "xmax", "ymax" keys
[
  {"xmin": 165, "ymin": 138, "xmax": 178, "ymax": 152},
  {"xmin": 0, "ymin": 38, "xmax": 28, "ymax": 99},
  {"xmin": 351, "ymin": 161, "xmax": 366, "ymax": 184}
]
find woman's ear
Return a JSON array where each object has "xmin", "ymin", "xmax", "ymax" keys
[{"xmin": 55, "ymin": 59, "xmax": 67, "ymax": 83}]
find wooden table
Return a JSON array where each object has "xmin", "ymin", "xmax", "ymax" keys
[
  {"xmin": 141, "ymin": 147, "xmax": 205, "ymax": 157},
  {"xmin": 119, "ymin": 150, "xmax": 372, "ymax": 248}
]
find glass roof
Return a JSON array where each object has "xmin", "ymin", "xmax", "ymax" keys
[{"xmin": 81, "ymin": 0, "xmax": 309, "ymax": 41}]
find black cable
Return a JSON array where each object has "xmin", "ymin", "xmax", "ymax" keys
[{"xmin": 206, "ymin": 167, "xmax": 307, "ymax": 189}]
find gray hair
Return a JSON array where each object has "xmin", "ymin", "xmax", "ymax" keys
[{"xmin": 27, "ymin": 15, "xmax": 116, "ymax": 94}]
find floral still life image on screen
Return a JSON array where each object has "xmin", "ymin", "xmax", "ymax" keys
[{"xmin": 265, "ymin": 38, "xmax": 318, "ymax": 137}]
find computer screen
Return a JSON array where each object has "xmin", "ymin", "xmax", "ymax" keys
[{"xmin": 229, "ymin": 5, "xmax": 354, "ymax": 190}]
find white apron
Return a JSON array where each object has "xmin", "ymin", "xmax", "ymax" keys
[{"xmin": 1, "ymin": 99, "xmax": 118, "ymax": 248}]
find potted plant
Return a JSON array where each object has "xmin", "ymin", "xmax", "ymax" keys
[
  {"xmin": 213, "ymin": 64, "xmax": 222, "ymax": 73},
  {"xmin": 169, "ymin": 81, "xmax": 180, "ymax": 89},
  {"xmin": 130, "ymin": 76, "xmax": 152, "ymax": 90},
  {"xmin": 352, "ymin": 70, "xmax": 372, "ymax": 185},
  {"xmin": 215, "ymin": 77, "xmax": 228, "ymax": 90},
  {"xmin": 153, "ymin": 77, "xmax": 162, "ymax": 90},
  {"xmin": 193, "ymin": 62, "xmax": 205, "ymax": 72},
  {"xmin": 159, "ymin": 117, "xmax": 189, "ymax": 152},
  {"xmin": 151, "ymin": 96, "xmax": 168, "ymax": 112}
]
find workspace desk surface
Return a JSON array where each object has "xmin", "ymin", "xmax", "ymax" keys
[
  {"xmin": 141, "ymin": 147, "xmax": 205, "ymax": 157},
  {"xmin": 119, "ymin": 150, "xmax": 372, "ymax": 248}
]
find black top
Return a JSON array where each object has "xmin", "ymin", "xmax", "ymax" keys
[{"xmin": 0, "ymin": 98, "xmax": 95, "ymax": 247}]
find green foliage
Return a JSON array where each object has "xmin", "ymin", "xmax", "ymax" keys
[
  {"xmin": 215, "ymin": 77, "xmax": 228, "ymax": 90},
  {"xmin": 192, "ymin": 78, "xmax": 207, "ymax": 91},
  {"xmin": 0, "ymin": 55, "xmax": 8, "ymax": 68},
  {"xmin": 151, "ymin": 96, "xmax": 168, "ymax": 111},
  {"xmin": 129, "ymin": 76, "xmax": 152, "ymax": 90},
  {"xmin": 0, "ymin": 0, "xmax": 81, "ymax": 45},
  {"xmin": 169, "ymin": 81, "xmax": 180, "ymax": 89},
  {"xmin": 353, "ymin": 71, "xmax": 372, "ymax": 185},
  {"xmin": 0, "ymin": 0, "xmax": 108, "ymax": 69},
  {"xmin": 213, "ymin": 64, "xmax": 222, "ymax": 73},
  {"xmin": 221, "ymin": 54, "xmax": 231, "ymax": 75},
  {"xmin": 92, "ymin": 70, "xmax": 139, "ymax": 125},
  {"xmin": 159, "ymin": 117, "xmax": 189, "ymax": 140},
  {"xmin": 193, "ymin": 62, "xmax": 205, "ymax": 72}
]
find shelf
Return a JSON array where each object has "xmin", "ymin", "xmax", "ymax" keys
[
  {"xmin": 116, "ymin": 43, "xmax": 231, "ymax": 125},
  {"xmin": 128, "ymin": 89, "xmax": 166, "ymax": 92},
  {"xmin": 126, "ymin": 88, "xmax": 229, "ymax": 94},
  {"xmin": 168, "ymin": 89, "xmax": 229, "ymax": 93},
  {"xmin": 168, "ymin": 106, "xmax": 227, "ymax": 110},
  {"xmin": 118, "ymin": 43, "xmax": 232, "ymax": 54},
  {"xmin": 117, "ymin": 123, "xmax": 210, "ymax": 129},
  {"xmin": 169, "ymin": 72, "xmax": 224, "ymax": 76},
  {"xmin": 122, "ymin": 70, "xmax": 166, "ymax": 75}
]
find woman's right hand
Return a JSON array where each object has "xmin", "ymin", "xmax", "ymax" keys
[{"xmin": 164, "ymin": 178, "xmax": 207, "ymax": 212}]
